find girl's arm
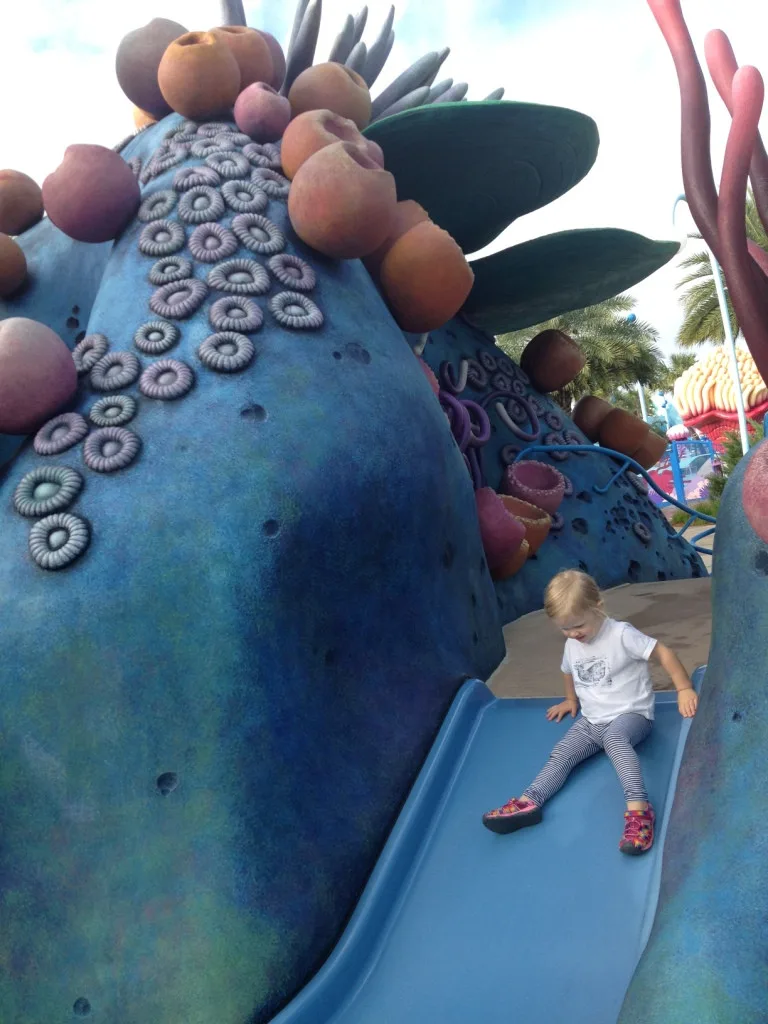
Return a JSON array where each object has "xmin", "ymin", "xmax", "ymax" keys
[
  {"xmin": 651, "ymin": 643, "xmax": 698, "ymax": 717},
  {"xmin": 563, "ymin": 671, "xmax": 578, "ymax": 705}
]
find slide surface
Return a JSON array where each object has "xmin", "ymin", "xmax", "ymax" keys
[{"xmin": 273, "ymin": 671, "xmax": 702, "ymax": 1024}]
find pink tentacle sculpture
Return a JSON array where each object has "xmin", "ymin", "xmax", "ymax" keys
[
  {"xmin": 718, "ymin": 68, "xmax": 768, "ymax": 373},
  {"xmin": 649, "ymin": 0, "xmax": 768, "ymax": 384},
  {"xmin": 703, "ymin": 32, "xmax": 768, "ymax": 280},
  {"xmin": 705, "ymin": 29, "xmax": 768, "ymax": 238},
  {"xmin": 647, "ymin": 0, "xmax": 721, "ymax": 258}
]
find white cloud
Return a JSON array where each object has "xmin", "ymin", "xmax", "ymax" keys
[
  {"xmin": 1, "ymin": 0, "xmax": 767, "ymax": 356},
  {"xmin": 0, "ymin": 0, "xmax": 440, "ymax": 181}
]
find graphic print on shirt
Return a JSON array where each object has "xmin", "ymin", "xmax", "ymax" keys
[{"xmin": 573, "ymin": 656, "xmax": 612, "ymax": 688}]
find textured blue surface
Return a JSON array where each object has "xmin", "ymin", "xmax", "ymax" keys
[
  {"xmin": 273, "ymin": 675, "xmax": 702, "ymax": 1024},
  {"xmin": 620, "ymin": 440, "xmax": 768, "ymax": 1024},
  {"xmin": 420, "ymin": 319, "xmax": 706, "ymax": 624},
  {"xmin": 0, "ymin": 115, "xmax": 504, "ymax": 1022},
  {"xmin": 0, "ymin": 111, "xmax": 706, "ymax": 1022}
]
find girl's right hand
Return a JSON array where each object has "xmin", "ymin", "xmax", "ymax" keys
[{"xmin": 546, "ymin": 699, "xmax": 579, "ymax": 722}]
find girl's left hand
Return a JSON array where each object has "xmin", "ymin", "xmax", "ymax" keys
[{"xmin": 678, "ymin": 688, "xmax": 698, "ymax": 718}]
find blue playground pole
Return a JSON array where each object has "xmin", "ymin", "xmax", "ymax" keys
[{"xmin": 670, "ymin": 442, "xmax": 686, "ymax": 503}]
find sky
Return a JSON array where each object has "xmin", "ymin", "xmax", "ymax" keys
[{"xmin": 2, "ymin": 0, "xmax": 768, "ymax": 356}]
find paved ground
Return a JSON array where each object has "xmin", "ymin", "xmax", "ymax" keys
[{"xmin": 488, "ymin": 576, "xmax": 712, "ymax": 699}]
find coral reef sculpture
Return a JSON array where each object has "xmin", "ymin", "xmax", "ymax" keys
[
  {"xmin": 646, "ymin": 0, "xmax": 768, "ymax": 386},
  {"xmin": 618, "ymin": 4, "xmax": 768, "ymax": 1022},
  {"xmin": 673, "ymin": 342, "xmax": 768, "ymax": 449},
  {"xmin": 0, "ymin": 2, "xmax": 706, "ymax": 1021}
]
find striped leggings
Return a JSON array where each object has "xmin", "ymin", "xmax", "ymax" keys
[{"xmin": 523, "ymin": 713, "xmax": 652, "ymax": 806}]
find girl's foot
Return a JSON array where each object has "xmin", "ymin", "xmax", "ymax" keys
[
  {"xmin": 482, "ymin": 797, "xmax": 542, "ymax": 835},
  {"xmin": 619, "ymin": 805, "xmax": 655, "ymax": 855}
]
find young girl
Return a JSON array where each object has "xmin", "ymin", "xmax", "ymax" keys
[{"xmin": 482, "ymin": 570, "xmax": 698, "ymax": 854}]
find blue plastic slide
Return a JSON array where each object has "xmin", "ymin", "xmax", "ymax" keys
[{"xmin": 272, "ymin": 669, "xmax": 703, "ymax": 1024}]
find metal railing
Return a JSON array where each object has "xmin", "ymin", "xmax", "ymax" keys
[{"xmin": 512, "ymin": 444, "xmax": 716, "ymax": 558}]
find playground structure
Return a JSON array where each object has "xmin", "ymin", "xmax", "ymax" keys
[
  {"xmin": 647, "ymin": 436, "xmax": 718, "ymax": 506},
  {"xmin": 0, "ymin": 0, "xmax": 765, "ymax": 1022},
  {"xmin": 270, "ymin": 670, "xmax": 706, "ymax": 1024},
  {"xmin": 515, "ymin": 442, "xmax": 717, "ymax": 565}
]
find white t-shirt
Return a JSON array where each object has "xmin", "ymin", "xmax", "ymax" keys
[{"xmin": 561, "ymin": 617, "xmax": 657, "ymax": 726}]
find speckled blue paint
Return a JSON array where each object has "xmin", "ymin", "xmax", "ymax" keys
[
  {"xmin": 619, "ymin": 439, "xmax": 768, "ymax": 1023},
  {"xmin": 0, "ymin": 112, "xmax": 705, "ymax": 1023},
  {"xmin": 0, "ymin": 115, "xmax": 504, "ymax": 1023}
]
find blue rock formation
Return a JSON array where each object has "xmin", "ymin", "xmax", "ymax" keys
[
  {"xmin": 421, "ymin": 316, "xmax": 706, "ymax": 623},
  {"xmin": 0, "ymin": 111, "xmax": 704, "ymax": 1021},
  {"xmin": 0, "ymin": 118, "xmax": 503, "ymax": 1022},
  {"xmin": 619, "ymin": 438, "xmax": 768, "ymax": 1024}
]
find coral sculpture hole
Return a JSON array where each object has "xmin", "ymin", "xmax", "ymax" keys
[
  {"xmin": 240, "ymin": 404, "xmax": 267, "ymax": 421},
  {"xmin": 156, "ymin": 772, "xmax": 179, "ymax": 795},
  {"xmin": 344, "ymin": 143, "xmax": 380, "ymax": 171}
]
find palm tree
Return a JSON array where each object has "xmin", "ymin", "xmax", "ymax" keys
[
  {"xmin": 497, "ymin": 294, "xmax": 666, "ymax": 411},
  {"xmin": 657, "ymin": 351, "xmax": 696, "ymax": 392},
  {"xmin": 677, "ymin": 191, "xmax": 768, "ymax": 347}
]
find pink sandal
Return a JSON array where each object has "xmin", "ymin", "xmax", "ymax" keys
[
  {"xmin": 619, "ymin": 805, "xmax": 655, "ymax": 855},
  {"xmin": 482, "ymin": 796, "xmax": 542, "ymax": 835}
]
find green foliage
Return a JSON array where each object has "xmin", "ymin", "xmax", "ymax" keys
[
  {"xmin": 606, "ymin": 389, "xmax": 666, "ymax": 436},
  {"xmin": 363, "ymin": 102, "xmax": 599, "ymax": 254},
  {"xmin": 496, "ymin": 294, "xmax": 667, "ymax": 409},
  {"xmin": 669, "ymin": 498, "xmax": 720, "ymax": 526},
  {"xmin": 608, "ymin": 387, "xmax": 646, "ymax": 416},
  {"xmin": 706, "ymin": 420, "xmax": 765, "ymax": 503},
  {"xmin": 657, "ymin": 351, "xmax": 696, "ymax": 392},
  {"xmin": 463, "ymin": 228, "xmax": 679, "ymax": 334},
  {"xmin": 676, "ymin": 191, "xmax": 768, "ymax": 347}
]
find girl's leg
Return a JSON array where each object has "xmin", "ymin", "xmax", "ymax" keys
[
  {"xmin": 602, "ymin": 713, "xmax": 653, "ymax": 805},
  {"xmin": 523, "ymin": 718, "xmax": 602, "ymax": 807}
]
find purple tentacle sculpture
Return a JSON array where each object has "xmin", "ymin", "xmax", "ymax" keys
[{"xmin": 438, "ymin": 368, "xmax": 492, "ymax": 489}]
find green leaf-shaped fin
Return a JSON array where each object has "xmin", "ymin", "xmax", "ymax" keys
[
  {"xmin": 462, "ymin": 228, "xmax": 680, "ymax": 334},
  {"xmin": 363, "ymin": 101, "xmax": 599, "ymax": 254}
]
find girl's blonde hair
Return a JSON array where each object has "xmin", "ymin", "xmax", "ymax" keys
[{"xmin": 544, "ymin": 569, "xmax": 604, "ymax": 620}]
